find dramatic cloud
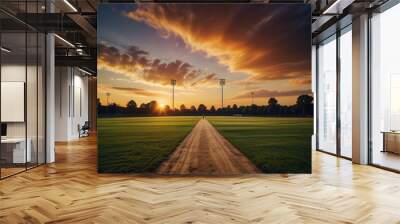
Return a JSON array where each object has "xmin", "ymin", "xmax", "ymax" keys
[
  {"xmin": 126, "ymin": 4, "xmax": 311, "ymax": 83},
  {"xmin": 112, "ymin": 87, "xmax": 160, "ymax": 97},
  {"xmin": 233, "ymin": 89, "xmax": 311, "ymax": 100},
  {"xmin": 98, "ymin": 44, "xmax": 149, "ymax": 73},
  {"xmin": 143, "ymin": 59, "xmax": 198, "ymax": 86},
  {"xmin": 190, "ymin": 73, "xmax": 219, "ymax": 87},
  {"xmin": 289, "ymin": 76, "xmax": 312, "ymax": 86},
  {"xmin": 98, "ymin": 43, "xmax": 219, "ymax": 87}
]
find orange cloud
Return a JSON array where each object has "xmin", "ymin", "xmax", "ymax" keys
[
  {"xmin": 98, "ymin": 44, "xmax": 148, "ymax": 79},
  {"xmin": 190, "ymin": 73, "xmax": 219, "ymax": 87},
  {"xmin": 233, "ymin": 89, "xmax": 311, "ymax": 100},
  {"xmin": 98, "ymin": 43, "xmax": 220, "ymax": 88},
  {"xmin": 289, "ymin": 76, "xmax": 312, "ymax": 86},
  {"xmin": 111, "ymin": 87, "xmax": 161, "ymax": 97},
  {"xmin": 126, "ymin": 4, "xmax": 311, "ymax": 84}
]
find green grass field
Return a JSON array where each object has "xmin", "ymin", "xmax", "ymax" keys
[
  {"xmin": 98, "ymin": 116, "xmax": 199, "ymax": 173},
  {"xmin": 98, "ymin": 116, "xmax": 313, "ymax": 174},
  {"xmin": 208, "ymin": 116, "xmax": 313, "ymax": 173}
]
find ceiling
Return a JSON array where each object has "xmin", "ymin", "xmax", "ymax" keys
[{"xmin": 0, "ymin": 0, "xmax": 389, "ymax": 75}]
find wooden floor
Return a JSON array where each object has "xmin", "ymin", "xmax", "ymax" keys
[
  {"xmin": 373, "ymin": 151, "xmax": 400, "ymax": 171},
  {"xmin": 157, "ymin": 119, "xmax": 260, "ymax": 175},
  {"xmin": 1, "ymin": 136, "xmax": 400, "ymax": 223},
  {"xmin": 1, "ymin": 167, "xmax": 26, "ymax": 178}
]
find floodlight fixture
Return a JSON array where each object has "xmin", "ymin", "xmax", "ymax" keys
[
  {"xmin": 219, "ymin": 79, "xmax": 226, "ymax": 108},
  {"xmin": 171, "ymin": 79, "xmax": 177, "ymax": 110}
]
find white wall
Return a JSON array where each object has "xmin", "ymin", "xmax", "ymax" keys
[
  {"xmin": 311, "ymin": 45, "xmax": 317, "ymax": 150},
  {"xmin": 55, "ymin": 67, "xmax": 70, "ymax": 141},
  {"xmin": 55, "ymin": 67, "xmax": 89, "ymax": 141},
  {"xmin": 72, "ymin": 72, "xmax": 89, "ymax": 138},
  {"xmin": 1, "ymin": 63, "xmax": 46, "ymax": 164},
  {"xmin": 1, "ymin": 65, "xmax": 42, "ymax": 139},
  {"xmin": 1, "ymin": 65, "xmax": 26, "ymax": 138}
]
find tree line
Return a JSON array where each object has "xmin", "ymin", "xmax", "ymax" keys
[{"xmin": 98, "ymin": 95, "xmax": 313, "ymax": 117}]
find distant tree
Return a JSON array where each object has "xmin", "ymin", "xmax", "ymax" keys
[
  {"xmin": 280, "ymin": 105, "xmax": 288, "ymax": 115},
  {"xmin": 268, "ymin": 97, "xmax": 278, "ymax": 107},
  {"xmin": 232, "ymin": 104, "xmax": 238, "ymax": 113},
  {"xmin": 180, "ymin": 104, "xmax": 186, "ymax": 112},
  {"xmin": 226, "ymin": 105, "xmax": 231, "ymax": 114},
  {"xmin": 210, "ymin": 105, "xmax": 216, "ymax": 113},
  {"xmin": 296, "ymin": 95, "xmax": 313, "ymax": 106},
  {"xmin": 296, "ymin": 95, "xmax": 313, "ymax": 115},
  {"xmin": 97, "ymin": 94, "xmax": 313, "ymax": 117},
  {"xmin": 256, "ymin": 106, "xmax": 264, "ymax": 115},
  {"xmin": 138, "ymin": 103, "xmax": 150, "ymax": 114},
  {"xmin": 267, "ymin": 97, "xmax": 279, "ymax": 115},
  {"xmin": 97, "ymin": 98, "xmax": 103, "ymax": 114},
  {"xmin": 197, "ymin": 104, "xmax": 207, "ymax": 114},
  {"xmin": 126, "ymin": 100, "xmax": 137, "ymax": 113},
  {"xmin": 164, "ymin": 105, "xmax": 171, "ymax": 114},
  {"xmin": 109, "ymin": 103, "xmax": 119, "ymax": 114},
  {"xmin": 250, "ymin": 104, "xmax": 258, "ymax": 114},
  {"xmin": 149, "ymin": 101, "xmax": 158, "ymax": 114},
  {"xmin": 190, "ymin": 105, "xmax": 197, "ymax": 113}
]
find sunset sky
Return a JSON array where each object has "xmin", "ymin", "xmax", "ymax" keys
[{"xmin": 97, "ymin": 4, "xmax": 311, "ymax": 108}]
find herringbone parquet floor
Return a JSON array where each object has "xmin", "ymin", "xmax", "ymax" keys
[{"xmin": 1, "ymin": 136, "xmax": 400, "ymax": 224}]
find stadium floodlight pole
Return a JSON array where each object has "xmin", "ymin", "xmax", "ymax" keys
[
  {"xmin": 251, "ymin": 92, "xmax": 254, "ymax": 105},
  {"xmin": 106, "ymin": 92, "xmax": 111, "ymax": 105},
  {"xmin": 171, "ymin": 79, "xmax": 176, "ymax": 110},
  {"xmin": 219, "ymin": 79, "xmax": 226, "ymax": 108}
]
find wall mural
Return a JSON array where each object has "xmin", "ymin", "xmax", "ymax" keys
[{"xmin": 97, "ymin": 3, "xmax": 312, "ymax": 175}]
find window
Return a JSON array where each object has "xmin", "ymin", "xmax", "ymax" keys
[
  {"xmin": 370, "ymin": 2, "xmax": 400, "ymax": 171},
  {"xmin": 339, "ymin": 27, "xmax": 352, "ymax": 158},
  {"xmin": 0, "ymin": 2, "xmax": 46, "ymax": 179},
  {"xmin": 317, "ymin": 35, "xmax": 337, "ymax": 154}
]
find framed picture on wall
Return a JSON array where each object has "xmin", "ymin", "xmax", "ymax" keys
[{"xmin": 97, "ymin": 3, "xmax": 313, "ymax": 175}]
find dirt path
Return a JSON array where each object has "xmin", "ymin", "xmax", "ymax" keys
[{"xmin": 157, "ymin": 119, "xmax": 260, "ymax": 175}]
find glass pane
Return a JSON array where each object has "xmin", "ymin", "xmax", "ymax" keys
[
  {"xmin": 340, "ymin": 28, "xmax": 352, "ymax": 158},
  {"xmin": 27, "ymin": 31, "xmax": 38, "ymax": 169},
  {"xmin": 0, "ymin": 1, "xmax": 46, "ymax": 178},
  {"xmin": 371, "ymin": 4, "xmax": 400, "ymax": 171},
  {"xmin": 38, "ymin": 33, "xmax": 45, "ymax": 165},
  {"xmin": 1, "ymin": 31, "xmax": 27, "ymax": 177},
  {"xmin": 317, "ymin": 36, "xmax": 337, "ymax": 154}
]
